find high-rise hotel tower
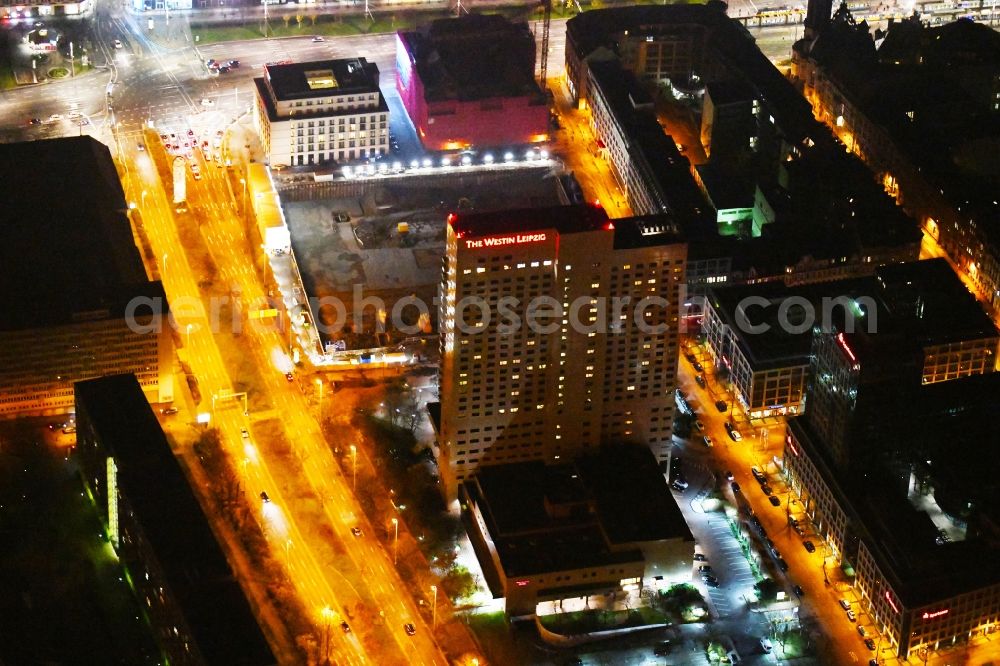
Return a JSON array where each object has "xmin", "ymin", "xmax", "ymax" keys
[{"xmin": 437, "ymin": 204, "xmax": 687, "ymax": 501}]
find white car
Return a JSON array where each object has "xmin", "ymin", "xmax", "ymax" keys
[
  {"xmin": 201, "ymin": 98, "xmax": 214, "ymax": 107},
  {"xmin": 241, "ymin": 427, "xmax": 250, "ymax": 440},
  {"xmin": 311, "ymin": 35, "xmax": 324, "ymax": 42},
  {"xmin": 113, "ymin": 39, "xmax": 123, "ymax": 49}
]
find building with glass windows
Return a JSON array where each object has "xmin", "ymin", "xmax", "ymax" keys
[
  {"xmin": 253, "ymin": 58, "xmax": 389, "ymax": 168},
  {"xmin": 433, "ymin": 204, "xmax": 687, "ymax": 502}
]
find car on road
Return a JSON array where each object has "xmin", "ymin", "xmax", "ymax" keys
[
  {"xmin": 671, "ymin": 478, "xmax": 689, "ymax": 491},
  {"xmin": 311, "ymin": 35, "xmax": 325, "ymax": 42},
  {"xmin": 217, "ymin": 65, "xmax": 231, "ymax": 74},
  {"xmin": 695, "ymin": 419, "xmax": 705, "ymax": 431},
  {"xmin": 864, "ymin": 638, "xmax": 877, "ymax": 651},
  {"xmin": 789, "ymin": 516, "xmax": 799, "ymax": 527},
  {"xmin": 715, "ymin": 399, "xmax": 727, "ymax": 412},
  {"xmin": 113, "ymin": 39, "xmax": 123, "ymax": 49},
  {"xmin": 858, "ymin": 626, "xmax": 867, "ymax": 637},
  {"xmin": 241, "ymin": 427, "xmax": 250, "ymax": 440},
  {"xmin": 403, "ymin": 623, "xmax": 416, "ymax": 636},
  {"xmin": 693, "ymin": 553, "xmax": 707, "ymax": 561},
  {"xmin": 695, "ymin": 374, "xmax": 706, "ymax": 388},
  {"xmin": 227, "ymin": 59, "xmax": 240, "ymax": 68},
  {"xmin": 653, "ymin": 641, "xmax": 674, "ymax": 656},
  {"xmin": 724, "ymin": 470, "xmax": 734, "ymax": 481},
  {"xmin": 847, "ymin": 610, "xmax": 857, "ymax": 622},
  {"xmin": 136, "ymin": 142, "xmax": 145, "ymax": 151},
  {"xmin": 803, "ymin": 540, "xmax": 816, "ymax": 553},
  {"xmin": 285, "ymin": 372, "xmax": 294, "ymax": 382},
  {"xmin": 769, "ymin": 495, "xmax": 782, "ymax": 507},
  {"xmin": 699, "ymin": 565, "xmax": 713, "ymax": 573},
  {"xmin": 702, "ymin": 435, "xmax": 714, "ymax": 448},
  {"xmin": 28, "ymin": 117, "xmax": 41, "ymax": 125},
  {"xmin": 340, "ymin": 621, "xmax": 351, "ymax": 633},
  {"xmin": 351, "ymin": 527, "xmax": 363, "ymax": 537},
  {"xmin": 793, "ymin": 585, "xmax": 804, "ymax": 596},
  {"xmin": 692, "ymin": 361, "xmax": 704, "ymax": 372},
  {"xmin": 704, "ymin": 576, "xmax": 720, "ymax": 587},
  {"xmin": 259, "ymin": 491, "xmax": 271, "ymax": 503},
  {"xmin": 839, "ymin": 599, "xmax": 852, "ymax": 610},
  {"xmin": 725, "ymin": 422, "xmax": 742, "ymax": 441},
  {"xmin": 206, "ymin": 58, "xmax": 217, "ymax": 67},
  {"xmin": 751, "ymin": 467, "xmax": 766, "ymax": 483},
  {"xmin": 730, "ymin": 481, "xmax": 741, "ymax": 493},
  {"xmin": 777, "ymin": 557, "xmax": 789, "ymax": 571},
  {"xmin": 62, "ymin": 425, "xmax": 76, "ymax": 434},
  {"xmin": 161, "ymin": 407, "xmax": 178, "ymax": 415},
  {"xmin": 761, "ymin": 484, "xmax": 773, "ymax": 496},
  {"xmin": 684, "ymin": 352, "xmax": 697, "ymax": 364}
]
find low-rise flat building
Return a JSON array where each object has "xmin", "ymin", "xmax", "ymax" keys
[
  {"xmin": 464, "ymin": 445, "xmax": 694, "ymax": 617},
  {"xmin": 253, "ymin": 58, "xmax": 389, "ymax": 168},
  {"xmin": 75, "ymin": 374, "xmax": 276, "ymax": 666},
  {"xmin": 0, "ymin": 137, "xmax": 173, "ymax": 418}
]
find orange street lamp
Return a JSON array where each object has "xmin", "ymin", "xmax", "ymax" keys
[
  {"xmin": 320, "ymin": 605, "xmax": 334, "ymax": 665},
  {"xmin": 350, "ymin": 444, "xmax": 357, "ymax": 490},
  {"xmin": 391, "ymin": 517, "xmax": 399, "ymax": 565},
  {"xmin": 430, "ymin": 584, "xmax": 438, "ymax": 629}
]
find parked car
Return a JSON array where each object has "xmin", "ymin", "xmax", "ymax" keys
[
  {"xmin": 692, "ymin": 361, "xmax": 704, "ymax": 372},
  {"xmin": 847, "ymin": 610, "xmax": 857, "ymax": 622},
  {"xmin": 864, "ymin": 638, "xmax": 877, "ymax": 651},
  {"xmin": 403, "ymin": 623, "xmax": 416, "ymax": 636},
  {"xmin": 715, "ymin": 399, "xmax": 728, "ymax": 412},
  {"xmin": 761, "ymin": 484, "xmax": 773, "ymax": 496},
  {"xmin": 113, "ymin": 39, "xmax": 123, "ymax": 49},
  {"xmin": 858, "ymin": 626, "xmax": 867, "ymax": 637},
  {"xmin": 161, "ymin": 407, "xmax": 178, "ymax": 415},
  {"xmin": 793, "ymin": 585, "xmax": 804, "ymax": 597},
  {"xmin": 693, "ymin": 553, "xmax": 707, "ymax": 561},
  {"xmin": 351, "ymin": 526, "xmax": 363, "ymax": 537},
  {"xmin": 695, "ymin": 374, "xmax": 706, "ymax": 388},
  {"xmin": 699, "ymin": 565, "xmax": 713, "ymax": 573},
  {"xmin": 227, "ymin": 59, "xmax": 240, "ymax": 68},
  {"xmin": 695, "ymin": 419, "xmax": 706, "ymax": 431},
  {"xmin": 752, "ymin": 467, "xmax": 767, "ymax": 483},
  {"xmin": 260, "ymin": 491, "xmax": 270, "ymax": 503},
  {"xmin": 769, "ymin": 496, "xmax": 782, "ymax": 507},
  {"xmin": 803, "ymin": 540, "xmax": 816, "ymax": 553},
  {"xmin": 730, "ymin": 481, "xmax": 741, "ymax": 493},
  {"xmin": 311, "ymin": 35, "xmax": 325, "ymax": 42},
  {"xmin": 725, "ymin": 422, "xmax": 742, "ymax": 441},
  {"xmin": 839, "ymin": 599, "xmax": 852, "ymax": 611},
  {"xmin": 684, "ymin": 352, "xmax": 697, "ymax": 364},
  {"xmin": 340, "ymin": 621, "xmax": 351, "ymax": 633},
  {"xmin": 241, "ymin": 427, "xmax": 250, "ymax": 440},
  {"xmin": 724, "ymin": 470, "xmax": 734, "ymax": 481},
  {"xmin": 777, "ymin": 557, "xmax": 789, "ymax": 571},
  {"xmin": 703, "ymin": 435, "xmax": 714, "ymax": 448},
  {"xmin": 285, "ymin": 372, "xmax": 294, "ymax": 382}
]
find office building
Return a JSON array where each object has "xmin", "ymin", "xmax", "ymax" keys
[
  {"xmin": 784, "ymin": 372, "xmax": 1000, "ymax": 660},
  {"xmin": 75, "ymin": 374, "xmax": 276, "ymax": 666},
  {"xmin": 0, "ymin": 0, "xmax": 90, "ymax": 18},
  {"xmin": 396, "ymin": 15, "xmax": 549, "ymax": 150},
  {"xmin": 0, "ymin": 137, "xmax": 173, "ymax": 418},
  {"xmin": 253, "ymin": 58, "xmax": 389, "ymax": 167},
  {"xmin": 464, "ymin": 445, "xmax": 694, "ymax": 617},
  {"xmin": 793, "ymin": 12, "xmax": 1000, "ymax": 310},
  {"xmin": 435, "ymin": 204, "xmax": 687, "ymax": 502}
]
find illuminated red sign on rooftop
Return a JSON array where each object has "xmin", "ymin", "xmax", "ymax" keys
[
  {"xmin": 885, "ymin": 591, "xmax": 900, "ymax": 613},
  {"xmin": 836, "ymin": 332, "xmax": 858, "ymax": 364},
  {"xmin": 922, "ymin": 609, "xmax": 949, "ymax": 620},
  {"xmin": 515, "ymin": 579, "xmax": 530, "ymax": 587},
  {"xmin": 464, "ymin": 233, "xmax": 547, "ymax": 250}
]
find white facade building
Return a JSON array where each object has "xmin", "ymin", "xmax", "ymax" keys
[{"xmin": 253, "ymin": 58, "xmax": 389, "ymax": 168}]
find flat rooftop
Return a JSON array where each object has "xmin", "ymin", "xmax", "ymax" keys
[
  {"xmin": 0, "ymin": 137, "xmax": 153, "ymax": 331},
  {"xmin": 398, "ymin": 14, "xmax": 541, "ymax": 102},
  {"xmin": 469, "ymin": 446, "xmax": 692, "ymax": 577},
  {"xmin": 448, "ymin": 203, "xmax": 611, "ymax": 240},
  {"xmin": 74, "ymin": 374, "xmax": 276, "ymax": 666},
  {"xmin": 263, "ymin": 58, "xmax": 380, "ymax": 100}
]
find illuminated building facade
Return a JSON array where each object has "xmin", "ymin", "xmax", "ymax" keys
[
  {"xmin": 75, "ymin": 374, "xmax": 276, "ymax": 666},
  {"xmin": 395, "ymin": 15, "xmax": 549, "ymax": 150},
  {"xmin": 0, "ymin": 0, "xmax": 90, "ymax": 18},
  {"xmin": 253, "ymin": 58, "xmax": 389, "ymax": 168},
  {"xmin": 436, "ymin": 204, "xmax": 686, "ymax": 502},
  {"xmin": 0, "ymin": 137, "xmax": 173, "ymax": 418}
]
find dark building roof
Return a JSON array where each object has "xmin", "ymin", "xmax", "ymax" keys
[
  {"xmin": 448, "ymin": 203, "xmax": 611, "ymax": 239},
  {"xmin": 74, "ymin": 375, "xmax": 276, "ymax": 666},
  {"xmin": 705, "ymin": 79, "xmax": 757, "ymax": 106},
  {"xmin": 612, "ymin": 215, "xmax": 685, "ymax": 250},
  {"xmin": 468, "ymin": 445, "xmax": 692, "ymax": 577},
  {"xmin": 398, "ymin": 15, "xmax": 542, "ymax": 102},
  {"xmin": 0, "ymin": 138, "xmax": 157, "ymax": 331},
  {"xmin": 262, "ymin": 58, "xmax": 380, "ymax": 101}
]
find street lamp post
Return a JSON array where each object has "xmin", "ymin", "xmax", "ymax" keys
[
  {"xmin": 350, "ymin": 444, "xmax": 357, "ymax": 490},
  {"xmin": 141, "ymin": 189, "xmax": 148, "ymax": 208},
  {"xmin": 391, "ymin": 517, "xmax": 399, "ymax": 565},
  {"xmin": 284, "ymin": 538, "xmax": 293, "ymax": 566},
  {"xmin": 320, "ymin": 606, "xmax": 334, "ymax": 666},
  {"xmin": 185, "ymin": 323, "xmax": 193, "ymax": 348},
  {"xmin": 430, "ymin": 584, "xmax": 437, "ymax": 629}
]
